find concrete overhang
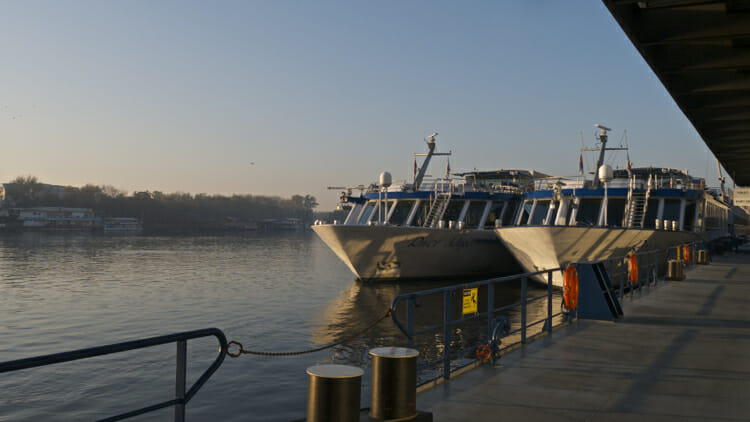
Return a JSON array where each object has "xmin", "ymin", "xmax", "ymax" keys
[{"xmin": 603, "ymin": 0, "xmax": 750, "ymax": 185}]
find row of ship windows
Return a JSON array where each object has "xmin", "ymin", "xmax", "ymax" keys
[
  {"xmin": 516, "ymin": 198, "xmax": 698, "ymax": 229},
  {"xmin": 347, "ymin": 197, "xmax": 725, "ymax": 231},
  {"xmin": 350, "ymin": 199, "xmax": 516, "ymax": 229}
]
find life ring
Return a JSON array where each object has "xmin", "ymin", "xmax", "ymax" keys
[
  {"xmin": 563, "ymin": 265, "xmax": 579, "ymax": 311},
  {"xmin": 683, "ymin": 245, "xmax": 690, "ymax": 263},
  {"xmin": 476, "ymin": 344, "xmax": 492, "ymax": 362},
  {"xmin": 629, "ymin": 253, "xmax": 638, "ymax": 284}
]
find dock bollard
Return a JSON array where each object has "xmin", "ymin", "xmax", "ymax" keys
[
  {"xmin": 306, "ymin": 364, "xmax": 363, "ymax": 422},
  {"xmin": 369, "ymin": 347, "xmax": 419, "ymax": 421},
  {"xmin": 667, "ymin": 259, "xmax": 684, "ymax": 280}
]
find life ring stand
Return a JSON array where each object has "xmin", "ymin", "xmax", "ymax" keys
[
  {"xmin": 628, "ymin": 253, "xmax": 638, "ymax": 284},
  {"xmin": 683, "ymin": 245, "xmax": 690, "ymax": 263},
  {"xmin": 563, "ymin": 265, "xmax": 579, "ymax": 311},
  {"xmin": 476, "ymin": 344, "xmax": 492, "ymax": 362}
]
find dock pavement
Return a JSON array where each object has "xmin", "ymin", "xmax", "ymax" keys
[{"xmin": 417, "ymin": 251, "xmax": 750, "ymax": 421}]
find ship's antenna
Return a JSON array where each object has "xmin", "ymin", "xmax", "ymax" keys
[
  {"xmin": 579, "ymin": 131, "xmax": 585, "ymax": 186},
  {"xmin": 593, "ymin": 124, "xmax": 611, "ymax": 188},
  {"xmin": 413, "ymin": 132, "xmax": 450, "ymax": 191}
]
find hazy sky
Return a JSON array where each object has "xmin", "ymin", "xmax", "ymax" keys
[{"xmin": 1, "ymin": 1, "xmax": 731, "ymax": 209}]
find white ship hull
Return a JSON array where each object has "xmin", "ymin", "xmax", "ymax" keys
[
  {"xmin": 494, "ymin": 226, "xmax": 698, "ymax": 286},
  {"xmin": 312, "ymin": 224, "xmax": 520, "ymax": 281}
]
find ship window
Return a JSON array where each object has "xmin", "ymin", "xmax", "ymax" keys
[
  {"xmin": 684, "ymin": 201, "xmax": 696, "ymax": 231},
  {"xmin": 576, "ymin": 198, "xmax": 600, "ymax": 226},
  {"xmin": 370, "ymin": 200, "xmax": 393, "ymax": 223},
  {"xmin": 607, "ymin": 198, "xmax": 626, "ymax": 227},
  {"xmin": 484, "ymin": 201, "xmax": 505, "ymax": 229},
  {"xmin": 529, "ymin": 200, "xmax": 550, "ymax": 225},
  {"xmin": 706, "ymin": 202, "xmax": 722, "ymax": 231},
  {"xmin": 380, "ymin": 200, "xmax": 396, "ymax": 222},
  {"xmin": 662, "ymin": 199, "xmax": 681, "ymax": 222},
  {"xmin": 358, "ymin": 201, "xmax": 377, "ymax": 224},
  {"xmin": 388, "ymin": 200, "xmax": 415, "ymax": 226},
  {"xmin": 518, "ymin": 200, "xmax": 533, "ymax": 225},
  {"xmin": 546, "ymin": 202, "xmax": 559, "ymax": 225},
  {"xmin": 442, "ymin": 200, "xmax": 464, "ymax": 224},
  {"xmin": 503, "ymin": 201, "xmax": 519, "ymax": 227},
  {"xmin": 409, "ymin": 201, "xmax": 431, "ymax": 227},
  {"xmin": 644, "ymin": 199, "xmax": 659, "ymax": 229},
  {"xmin": 464, "ymin": 201, "xmax": 487, "ymax": 229}
]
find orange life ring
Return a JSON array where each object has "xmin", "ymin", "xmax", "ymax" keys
[
  {"xmin": 563, "ymin": 265, "xmax": 579, "ymax": 310},
  {"xmin": 629, "ymin": 253, "xmax": 638, "ymax": 284},
  {"xmin": 683, "ymin": 245, "xmax": 690, "ymax": 263},
  {"xmin": 476, "ymin": 344, "xmax": 492, "ymax": 362}
]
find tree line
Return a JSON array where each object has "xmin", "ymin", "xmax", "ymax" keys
[{"xmin": 3, "ymin": 176, "xmax": 318, "ymax": 234}]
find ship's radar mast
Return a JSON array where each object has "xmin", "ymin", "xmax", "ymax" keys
[
  {"xmin": 592, "ymin": 124, "xmax": 611, "ymax": 188},
  {"xmin": 413, "ymin": 132, "xmax": 451, "ymax": 191}
]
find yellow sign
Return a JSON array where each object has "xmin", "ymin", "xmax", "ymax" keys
[{"xmin": 462, "ymin": 288, "xmax": 478, "ymax": 315}]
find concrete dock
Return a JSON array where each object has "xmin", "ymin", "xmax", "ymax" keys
[{"xmin": 417, "ymin": 252, "xmax": 750, "ymax": 421}]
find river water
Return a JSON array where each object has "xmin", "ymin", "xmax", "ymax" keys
[{"xmin": 0, "ymin": 231, "xmax": 551, "ymax": 421}]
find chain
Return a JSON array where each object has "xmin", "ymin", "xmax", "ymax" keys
[{"xmin": 226, "ymin": 308, "xmax": 393, "ymax": 358}]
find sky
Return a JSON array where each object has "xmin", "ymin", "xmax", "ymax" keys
[{"xmin": 0, "ymin": 1, "xmax": 732, "ymax": 210}]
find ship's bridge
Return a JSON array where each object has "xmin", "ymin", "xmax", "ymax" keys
[
  {"xmin": 455, "ymin": 169, "xmax": 547, "ymax": 192},
  {"xmin": 604, "ymin": 0, "xmax": 750, "ymax": 185}
]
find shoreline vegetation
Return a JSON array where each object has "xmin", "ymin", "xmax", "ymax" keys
[{"xmin": 2, "ymin": 176, "xmax": 327, "ymax": 235}]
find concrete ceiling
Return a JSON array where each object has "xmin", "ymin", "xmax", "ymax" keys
[{"xmin": 603, "ymin": 0, "xmax": 750, "ymax": 185}]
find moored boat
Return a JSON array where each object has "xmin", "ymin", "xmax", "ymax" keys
[
  {"xmin": 494, "ymin": 124, "xmax": 733, "ymax": 286},
  {"xmin": 313, "ymin": 134, "xmax": 539, "ymax": 281},
  {"xmin": 103, "ymin": 217, "xmax": 143, "ymax": 233}
]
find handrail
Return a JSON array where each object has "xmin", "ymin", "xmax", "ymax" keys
[
  {"xmin": 389, "ymin": 247, "xmax": 674, "ymax": 383},
  {"xmin": 0, "ymin": 327, "xmax": 228, "ymax": 422}
]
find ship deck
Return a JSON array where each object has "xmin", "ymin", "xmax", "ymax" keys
[{"xmin": 417, "ymin": 248, "xmax": 750, "ymax": 420}]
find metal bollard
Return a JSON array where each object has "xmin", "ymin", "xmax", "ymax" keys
[
  {"xmin": 667, "ymin": 259, "xmax": 684, "ymax": 281},
  {"xmin": 698, "ymin": 249, "xmax": 708, "ymax": 265},
  {"xmin": 306, "ymin": 364, "xmax": 363, "ymax": 422},
  {"xmin": 369, "ymin": 347, "xmax": 419, "ymax": 421}
]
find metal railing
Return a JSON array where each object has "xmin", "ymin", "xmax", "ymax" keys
[
  {"xmin": 389, "ymin": 247, "xmax": 670, "ymax": 383},
  {"xmin": 0, "ymin": 328, "xmax": 228, "ymax": 422},
  {"xmin": 667, "ymin": 241, "xmax": 701, "ymax": 266},
  {"xmin": 533, "ymin": 175, "xmax": 705, "ymax": 192},
  {"xmin": 601, "ymin": 249, "xmax": 660, "ymax": 299},
  {"xmin": 432, "ymin": 178, "xmax": 465, "ymax": 196}
]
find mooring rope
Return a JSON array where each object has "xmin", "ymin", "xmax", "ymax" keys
[{"xmin": 225, "ymin": 308, "xmax": 393, "ymax": 357}]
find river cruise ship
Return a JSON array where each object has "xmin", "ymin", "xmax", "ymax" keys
[
  {"xmin": 313, "ymin": 134, "xmax": 540, "ymax": 281},
  {"xmin": 494, "ymin": 125, "xmax": 733, "ymax": 286}
]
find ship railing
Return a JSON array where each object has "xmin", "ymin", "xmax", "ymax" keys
[
  {"xmin": 664, "ymin": 240, "xmax": 703, "ymax": 267},
  {"xmin": 389, "ymin": 247, "xmax": 684, "ymax": 384},
  {"xmin": 432, "ymin": 177, "xmax": 464, "ymax": 195},
  {"xmin": 646, "ymin": 175, "xmax": 703, "ymax": 191},
  {"xmin": 423, "ymin": 177, "xmax": 527, "ymax": 196},
  {"xmin": 461, "ymin": 183, "xmax": 525, "ymax": 195},
  {"xmin": 533, "ymin": 177, "xmax": 588, "ymax": 191},
  {"xmin": 552, "ymin": 174, "xmax": 704, "ymax": 192},
  {"xmin": 0, "ymin": 328, "xmax": 227, "ymax": 422}
]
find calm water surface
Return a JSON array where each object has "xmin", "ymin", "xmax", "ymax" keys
[{"xmin": 0, "ymin": 231, "xmax": 549, "ymax": 421}]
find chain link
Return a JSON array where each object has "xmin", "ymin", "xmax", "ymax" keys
[{"xmin": 226, "ymin": 307, "xmax": 393, "ymax": 358}]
